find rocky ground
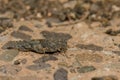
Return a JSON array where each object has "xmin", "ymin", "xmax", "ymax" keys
[{"xmin": 0, "ymin": 0, "xmax": 120, "ymax": 80}]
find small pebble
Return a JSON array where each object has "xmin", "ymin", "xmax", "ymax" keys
[
  {"xmin": 19, "ymin": 25, "xmax": 33, "ymax": 32},
  {"xmin": 54, "ymin": 68, "xmax": 68, "ymax": 80},
  {"xmin": 26, "ymin": 63, "xmax": 51, "ymax": 71},
  {"xmin": 0, "ymin": 64, "xmax": 22, "ymax": 75},
  {"xmin": 77, "ymin": 66, "xmax": 96, "ymax": 73},
  {"xmin": 14, "ymin": 58, "xmax": 27, "ymax": 65},
  {"xmin": 11, "ymin": 31, "xmax": 32, "ymax": 40},
  {"xmin": 33, "ymin": 55, "xmax": 58, "ymax": 64}
]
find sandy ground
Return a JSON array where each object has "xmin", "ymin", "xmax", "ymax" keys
[{"xmin": 0, "ymin": 20, "xmax": 120, "ymax": 80}]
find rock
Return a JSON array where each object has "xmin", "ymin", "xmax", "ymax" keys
[
  {"xmin": 35, "ymin": 24, "xmax": 43, "ymax": 28},
  {"xmin": 76, "ymin": 44, "xmax": 103, "ymax": 51},
  {"xmin": 45, "ymin": 18, "xmax": 61, "ymax": 27},
  {"xmin": 91, "ymin": 75, "xmax": 118, "ymax": 80},
  {"xmin": 14, "ymin": 58, "xmax": 27, "ymax": 65},
  {"xmin": 0, "ymin": 17, "xmax": 13, "ymax": 33},
  {"xmin": 41, "ymin": 31, "xmax": 72, "ymax": 41},
  {"xmin": 14, "ymin": 60, "xmax": 20, "ymax": 65},
  {"xmin": 74, "ymin": 3, "xmax": 86, "ymax": 18},
  {"xmin": 33, "ymin": 55, "xmax": 58, "ymax": 64},
  {"xmin": 46, "ymin": 18, "xmax": 61, "ymax": 23},
  {"xmin": 112, "ymin": 51, "xmax": 120, "ymax": 56},
  {"xmin": 0, "ymin": 50, "xmax": 19, "ymax": 62},
  {"xmin": 90, "ymin": 3, "xmax": 100, "ymax": 13},
  {"xmin": 105, "ymin": 29, "xmax": 120, "ymax": 36},
  {"xmin": 63, "ymin": 1, "xmax": 77, "ymax": 9},
  {"xmin": 76, "ymin": 53, "xmax": 103, "ymax": 62},
  {"xmin": 54, "ymin": 68, "xmax": 68, "ymax": 80},
  {"xmin": 58, "ymin": 62, "xmax": 69, "ymax": 68},
  {"xmin": 18, "ymin": 25, "xmax": 33, "ymax": 32},
  {"xmin": 11, "ymin": 31, "xmax": 32, "ymax": 40},
  {"xmin": 2, "ymin": 39, "xmax": 67, "ymax": 54},
  {"xmin": 0, "ymin": 65, "xmax": 22, "ymax": 75},
  {"xmin": 77, "ymin": 66, "xmax": 96, "ymax": 73},
  {"xmin": 46, "ymin": 21, "xmax": 53, "ymax": 27},
  {"xmin": 26, "ymin": 63, "xmax": 51, "ymax": 71}
]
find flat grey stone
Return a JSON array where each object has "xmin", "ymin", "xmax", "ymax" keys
[
  {"xmin": 2, "ymin": 39, "xmax": 67, "ymax": 54},
  {"xmin": 77, "ymin": 66, "xmax": 96, "ymax": 73},
  {"xmin": 26, "ymin": 63, "xmax": 51, "ymax": 71},
  {"xmin": 33, "ymin": 55, "xmax": 58, "ymax": 64},
  {"xmin": 0, "ymin": 50, "xmax": 19, "ymax": 62},
  {"xmin": 41, "ymin": 31, "xmax": 72, "ymax": 41},
  {"xmin": 54, "ymin": 68, "xmax": 68, "ymax": 80},
  {"xmin": 0, "ymin": 17, "xmax": 13, "ymax": 33},
  {"xmin": 0, "ymin": 65, "xmax": 22, "ymax": 75},
  {"xmin": 76, "ymin": 44, "xmax": 103, "ymax": 51},
  {"xmin": 14, "ymin": 58, "xmax": 27, "ymax": 65},
  {"xmin": 11, "ymin": 31, "xmax": 32, "ymax": 40},
  {"xmin": 19, "ymin": 25, "xmax": 33, "ymax": 32}
]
